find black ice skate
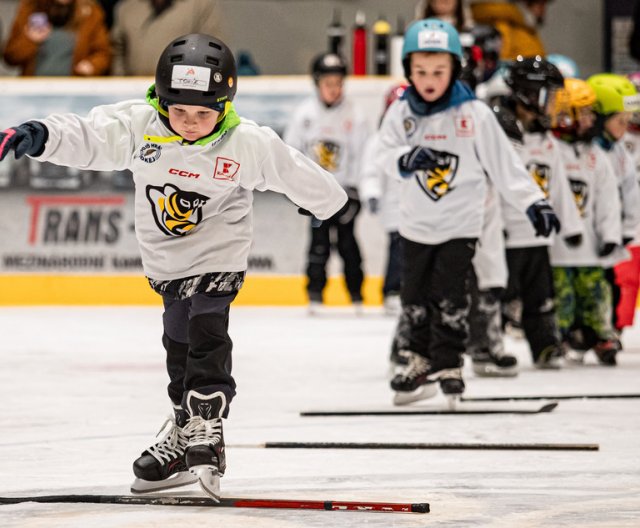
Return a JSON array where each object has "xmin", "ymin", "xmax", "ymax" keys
[
  {"xmin": 183, "ymin": 390, "xmax": 227, "ymax": 502},
  {"xmin": 131, "ymin": 405, "xmax": 197, "ymax": 493},
  {"xmin": 593, "ymin": 339, "xmax": 620, "ymax": 366},
  {"xmin": 470, "ymin": 347, "xmax": 518, "ymax": 378},
  {"xmin": 535, "ymin": 344, "xmax": 564, "ymax": 369}
]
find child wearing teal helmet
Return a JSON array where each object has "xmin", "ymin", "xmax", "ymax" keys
[{"xmin": 363, "ymin": 19, "xmax": 559, "ymax": 404}]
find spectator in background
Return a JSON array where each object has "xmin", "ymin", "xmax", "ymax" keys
[
  {"xmin": 470, "ymin": 0, "xmax": 551, "ymax": 60},
  {"xmin": 96, "ymin": 0, "xmax": 120, "ymax": 29},
  {"xmin": 415, "ymin": 0, "xmax": 473, "ymax": 31},
  {"xmin": 111, "ymin": 0, "xmax": 221, "ymax": 76},
  {"xmin": 3, "ymin": 0, "xmax": 112, "ymax": 76},
  {"xmin": 630, "ymin": 0, "xmax": 640, "ymax": 62}
]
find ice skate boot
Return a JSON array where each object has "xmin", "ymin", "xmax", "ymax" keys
[
  {"xmin": 593, "ymin": 339, "xmax": 619, "ymax": 366},
  {"xmin": 131, "ymin": 405, "xmax": 197, "ymax": 493},
  {"xmin": 183, "ymin": 390, "xmax": 227, "ymax": 501},
  {"xmin": 391, "ymin": 352, "xmax": 438, "ymax": 405},
  {"xmin": 470, "ymin": 348, "xmax": 518, "ymax": 377},
  {"xmin": 535, "ymin": 344, "xmax": 564, "ymax": 369},
  {"xmin": 384, "ymin": 294, "xmax": 402, "ymax": 316},
  {"xmin": 438, "ymin": 368, "xmax": 465, "ymax": 409}
]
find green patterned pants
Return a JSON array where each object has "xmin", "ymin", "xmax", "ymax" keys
[{"xmin": 552, "ymin": 266, "xmax": 614, "ymax": 341}]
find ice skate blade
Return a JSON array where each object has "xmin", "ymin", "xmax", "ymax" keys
[
  {"xmin": 472, "ymin": 363, "xmax": 518, "ymax": 378},
  {"xmin": 393, "ymin": 384, "xmax": 438, "ymax": 406},
  {"xmin": 190, "ymin": 465, "xmax": 221, "ymax": 502},
  {"xmin": 130, "ymin": 471, "xmax": 198, "ymax": 494},
  {"xmin": 563, "ymin": 350, "xmax": 585, "ymax": 365}
]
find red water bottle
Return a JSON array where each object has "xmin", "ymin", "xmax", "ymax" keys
[{"xmin": 352, "ymin": 11, "xmax": 367, "ymax": 76}]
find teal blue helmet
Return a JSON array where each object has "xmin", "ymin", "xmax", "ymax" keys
[{"xmin": 402, "ymin": 18, "xmax": 463, "ymax": 79}]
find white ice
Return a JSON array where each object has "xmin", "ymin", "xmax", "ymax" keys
[{"xmin": 1, "ymin": 305, "xmax": 639, "ymax": 527}]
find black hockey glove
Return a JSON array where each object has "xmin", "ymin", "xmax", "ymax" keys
[
  {"xmin": 398, "ymin": 146, "xmax": 438, "ymax": 176},
  {"xmin": 623, "ymin": 237, "xmax": 634, "ymax": 246},
  {"xmin": 297, "ymin": 207, "xmax": 322, "ymax": 228},
  {"xmin": 368, "ymin": 197, "xmax": 379, "ymax": 214},
  {"xmin": 564, "ymin": 234, "xmax": 583, "ymax": 248},
  {"xmin": 0, "ymin": 121, "xmax": 48, "ymax": 161},
  {"xmin": 526, "ymin": 199, "xmax": 561, "ymax": 237},
  {"xmin": 598, "ymin": 242, "xmax": 617, "ymax": 257}
]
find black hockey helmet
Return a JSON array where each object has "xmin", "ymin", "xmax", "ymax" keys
[
  {"xmin": 505, "ymin": 55, "xmax": 564, "ymax": 116},
  {"xmin": 311, "ymin": 52, "xmax": 348, "ymax": 83},
  {"xmin": 155, "ymin": 33, "xmax": 237, "ymax": 110},
  {"xmin": 491, "ymin": 104, "xmax": 524, "ymax": 143}
]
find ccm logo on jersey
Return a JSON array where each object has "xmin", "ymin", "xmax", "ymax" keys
[
  {"xmin": 169, "ymin": 168, "xmax": 200, "ymax": 179},
  {"xmin": 214, "ymin": 157, "xmax": 240, "ymax": 180},
  {"xmin": 455, "ymin": 115, "xmax": 474, "ymax": 137}
]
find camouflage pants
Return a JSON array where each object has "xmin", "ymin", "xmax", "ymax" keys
[{"xmin": 552, "ymin": 266, "xmax": 615, "ymax": 341}]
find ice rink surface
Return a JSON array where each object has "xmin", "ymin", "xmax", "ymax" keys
[{"xmin": 1, "ymin": 305, "xmax": 639, "ymax": 527}]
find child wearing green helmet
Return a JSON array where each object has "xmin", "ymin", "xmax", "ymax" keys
[
  {"xmin": 363, "ymin": 18, "xmax": 559, "ymax": 405},
  {"xmin": 586, "ymin": 73, "xmax": 640, "ymax": 363}
]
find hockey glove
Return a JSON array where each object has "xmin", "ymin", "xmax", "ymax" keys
[
  {"xmin": 598, "ymin": 242, "xmax": 617, "ymax": 257},
  {"xmin": 368, "ymin": 197, "xmax": 379, "ymax": 214},
  {"xmin": 526, "ymin": 199, "xmax": 561, "ymax": 237},
  {"xmin": 564, "ymin": 234, "xmax": 583, "ymax": 248},
  {"xmin": 623, "ymin": 237, "xmax": 634, "ymax": 246},
  {"xmin": 398, "ymin": 146, "xmax": 438, "ymax": 177},
  {"xmin": 0, "ymin": 121, "xmax": 48, "ymax": 161},
  {"xmin": 297, "ymin": 207, "xmax": 322, "ymax": 228}
]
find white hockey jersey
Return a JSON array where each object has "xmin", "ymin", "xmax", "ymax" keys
[
  {"xmin": 33, "ymin": 100, "xmax": 347, "ymax": 280},
  {"xmin": 502, "ymin": 132, "xmax": 583, "ymax": 248},
  {"xmin": 366, "ymin": 97, "xmax": 544, "ymax": 245},
  {"xmin": 283, "ymin": 96, "xmax": 370, "ymax": 190},
  {"xmin": 549, "ymin": 140, "xmax": 622, "ymax": 267}
]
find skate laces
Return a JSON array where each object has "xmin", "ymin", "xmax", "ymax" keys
[
  {"xmin": 146, "ymin": 415, "xmax": 189, "ymax": 464},
  {"xmin": 399, "ymin": 352, "xmax": 431, "ymax": 381},
  {"xmin": 183, "ymin": 416, "xmax": 223, "ymax": 447}
]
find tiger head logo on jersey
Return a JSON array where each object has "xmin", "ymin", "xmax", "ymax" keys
[
  {"xmin": 568, "ymin": 178, "xmax": 588, "ymax": 217},
  {"xmin": 527, "ymin": 162, "xmax": 551, "ymax": 198},
  {"xmin": 415, "ymin": 150, "xmax": 459, "ymax": 202},
  {"xmin": 146, "ymin": 183, "xmax": 209, "ymax": 236},
  {"xmin": 313, "ymin": 141, "xmax": 341, "ymax": 172}
]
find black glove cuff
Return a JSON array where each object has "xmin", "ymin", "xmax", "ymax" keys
[{"xmin": 25, "ymin": 121, "xmax": 49, "ymax": 157}]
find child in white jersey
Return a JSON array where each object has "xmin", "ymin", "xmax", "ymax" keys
[
  {"xmin": 284, "ymin": 53, "xmax": 369, "ymax": 312},
  {"xmin": 549, "ymin": 78, "xmax": 622, "ymax": 366},
  {"xmin": 0, "ymin": 34, "xmax": 347, "ymax": 499},
  {"xmin": 365, "ymin": 18, "xmax": 558, "ymax": 404}
]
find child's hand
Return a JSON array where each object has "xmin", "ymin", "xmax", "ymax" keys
[
  {"xmin": 526, "ymin": 199, "xmax": 561, "ymax": 237},
  {"xmin": 398, "ymin": 146, "xmax": 438, "ymax": 176},
  {"xmin": 0, "ymin": 122, "xmax": 48, "ymax": 161},
  {"xmin": 74, "ymin": 60, "xmax": 95, "ymax": 76},
  {"xmin": 297, "ymin": 207, "xmax": 323, "ymax": 228}
]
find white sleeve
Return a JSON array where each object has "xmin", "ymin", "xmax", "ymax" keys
[
  {"xmin": 548, "ymin": 142, "xmax": 583, "ymax": 238},
  {"xmin": 474, "ymin": 105, "xmax": 545, "ymax": 212},
  {"xmin": 366, "ymin": 105, "xmax": 412, "ymax": 183},
  {"xmin": 36, "ymin": 102, "xmax": 137, "ymax": 171},
  {"xmin": 358, "ymin": 135, "xmax": 384, "ymax": 202},
  {"xmin": 618, "ymin": 146, "xmax": 640, "ymax": 239},
  {"xmin": 347, "ymin": 110, "xmax": 372, "ymax": 189},
  {"xmin": 595, "ymin": 154, "xmax": 622, "ymax": 245},
  {"xmin": 282, "ymin": 104, "xmax": 306, "ymax": 153},
  {"xmin": 243, "ymin": 127, "xmax": 347, "ymax": 220}
]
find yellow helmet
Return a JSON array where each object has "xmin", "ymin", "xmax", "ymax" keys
[{"xmin": 554, "ymin": 78, "xmax": 597, "ymax": 113}]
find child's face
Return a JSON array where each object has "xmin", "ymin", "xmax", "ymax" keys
[
  {"xmin": 317, "ymin": 74, "xmax": 344, "ymax": 106},
  {"xmin": 409, "ymin": 52, "xmax": 453, "ymax": 102},
  {"xmin": 576, "ymin": 107, "xmax": 595, "ymax": 135},
  {"xmin": 168, "ymin": 104, "xmax": 220, "ymax": 141},
  {"xmin": 605, "ymin": 112, "xmax": 632, "ymax": 141},
  {"xmin": 429, "ymin": 0, "xmax": 458, "ymax": 17}
]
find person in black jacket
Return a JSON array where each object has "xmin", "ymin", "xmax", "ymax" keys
[{"xmin": 630, "ymin": 0, "xmax": 640, "ymax": 62}]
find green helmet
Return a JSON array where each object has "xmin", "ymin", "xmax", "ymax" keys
[{"xmin": 587, "ymin": 73, "xmax": 640, "ymax": 115}]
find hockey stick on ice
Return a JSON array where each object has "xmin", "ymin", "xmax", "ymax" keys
[{"xmin": 228, "ymin": 441, "xmax": 598, "ymax": 451}]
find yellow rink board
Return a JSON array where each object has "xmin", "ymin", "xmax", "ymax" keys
[{"xmin": 0, "ymin": 275, "xmax": 385, "ymax": 306}]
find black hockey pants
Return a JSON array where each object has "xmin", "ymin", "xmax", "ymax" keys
[
  {"xmin": 400, "ymin": 237, "xmax": 477, "ymax": 371},
  {"xmin": 503, "ymin": 246, "xmax": 560, "ymax": 360},
  {"xmin": 162, "ymin": 291, "xmax": 238, "ymax": 417},
  {"xmin": 306, "ymin": 196, "xmax": 363, "ymax": 302},
  {"xmin": 383, "ymin": 231, "xmax": 403, "ymax": 297}
]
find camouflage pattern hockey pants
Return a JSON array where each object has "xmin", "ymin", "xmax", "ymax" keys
[{"xmin": 552, "ymin": 266, "xmax": 615, "ymax": 342}]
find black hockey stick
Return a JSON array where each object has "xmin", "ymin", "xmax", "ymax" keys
[
  {"xmin": 230, "ymin": 441, "xmax": 598, "ymax": 451},
  {"xmin": 300, "ymin": 402, "xmax": 558, "ymax": 416},
  {"xmin": 461, "ymin": 393, "xmax": 640, "ymax": 402},
  {"xmin": 0, "ymin": 494, "xmax": 429, "ymax": 513}
]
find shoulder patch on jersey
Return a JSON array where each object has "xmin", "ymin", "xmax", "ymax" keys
[
  {"xmin": 213, "ymin": 157, "xmax": 240, "ymax": 181},
  {"xmin": 404, "ymin": 117, "xmax": 418, "ymax": 138},
  {"xmin": 139, "ymin": 143, "xmax": 162, "ymax": 163},
  {"xmin": 455, "ymin": 115, "xmax": 474, "ymax": 137}
]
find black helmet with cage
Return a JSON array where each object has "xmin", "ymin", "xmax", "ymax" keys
[
  {"xmin": 505, "ymin": 55, "xmax": 564, "ymax": 116},
  {"xmin": 310, "ymin": 53, "xmax": 348, "ymax": 84},
  {"xmin": 155, "ymin": 33, "xmax": 237, "ymax": 111}
]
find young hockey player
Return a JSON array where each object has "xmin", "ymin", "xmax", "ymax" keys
[
  {"xmin": 587, "ymin": 74, "xmax": 640, "ymax": 351},
  {"xmin": 365, "ymin": 18, "xmax": 558, "ymax": 404},
  {"xmin": 494, "ymin": 56, "xmax": 583, "ymax": 369},
  {"xmin": 284, "ymin": 53, "xmax": 369, "ymax": 313},
  {"xmin": 549, "ymin": 78, "xmax": 622, "ymax": 366},
  {"xmin": 0, "ymin": 34, "xmax": 347, "ymax": 498}
]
